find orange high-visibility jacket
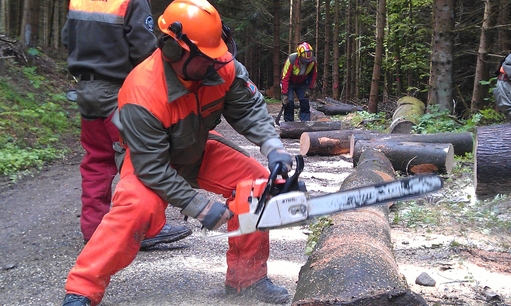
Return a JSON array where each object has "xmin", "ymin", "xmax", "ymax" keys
[{"xmin": 116, "ymin": 49, "xmax": 283, "ymax": 211}]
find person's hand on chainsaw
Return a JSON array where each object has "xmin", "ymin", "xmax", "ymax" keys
[
  {"xmin": 267, "ymin": 148, "xmax": 293, "ymax": 176},
  {"xmin": 184, "ymin": 194, "xmax": 233, "ymax": 230},
  {"xmin": 281, "ymin": 94, "xmax": 288, "ymax": 106}
]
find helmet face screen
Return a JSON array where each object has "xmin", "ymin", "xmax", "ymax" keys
[
  {"xmin": 297, "ymin": 42, "xmax": 314, "ymax": 63},
  {"xmin": 301, "ymin": 51, "xmax": 313, "ymax": 62},
  {"xmin": 180, "ymin": 33, "xmax": 235, "ymax": 80}
]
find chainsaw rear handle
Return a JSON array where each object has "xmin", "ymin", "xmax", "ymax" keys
[{"xmin": 255, "ymin": 155, "xmax": 305, "ymax": 214}]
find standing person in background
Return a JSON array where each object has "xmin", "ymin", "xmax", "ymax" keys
[
  {"xmin": 61, "ymin": 0, "xmax": 191, "ymax": 249},
  {"xmin": 61, "ymin": 0, "xmax": 294, "ymax": 305},
  {"xmin": 493, "ymin": 54, "xmax": 511, "ymax": 122},
  {"xmin": 281, "ymin": 42, "xmax": 318, "ymax": 122}
]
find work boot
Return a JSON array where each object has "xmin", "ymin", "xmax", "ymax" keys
[
  {"xmin": 140, "ymin": 223, "xmax": 192, "ymax": 250},
  {"xmin": 62, "ymin": 294, "xmax": 91, "ymax": 306},
  {"xmin": 225, "ymin": 277, "xmax": 290, "ymax": 304}
]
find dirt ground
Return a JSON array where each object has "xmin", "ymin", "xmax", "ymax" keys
[{"xmin": 1, "ymin": 104, "xmax": 511, "ymax": 306}]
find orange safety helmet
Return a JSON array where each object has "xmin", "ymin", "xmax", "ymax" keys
[
  {"xmin": 297, "ymin": 42, "xmax": 314, "ymax": 63},
  {"xmin": 158, "ymin": 0, "xmax": 227, "ymax": 59}
]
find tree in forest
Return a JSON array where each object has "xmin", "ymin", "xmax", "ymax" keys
[
  {"xmin": 470, "ymin": 0, "xmax": 492, "ymax": 113},
  {"xmin": 20, "ymin": 0, "xmax": 40, "ymax": 48},
  {"xmin": 332, "ymin": 0, "xmax": 340, "ymax": 100},
  {"xmin": 495, "ymin": 0, "xmax": 511, "ymax": 53},
  {"xmin": 368, "ymin": 0, "xmax": 386, "ymax": 113},
  {"xmin": 321, "ymin": 0, "xmax": 331, "ymax": 97},
  {"xmin": 272, "ymin": 0, "xmax": 282, "ymax": 99},
  {"xmin": 427, "ymin": 0, "xmax": 454, "ymax": 112}
]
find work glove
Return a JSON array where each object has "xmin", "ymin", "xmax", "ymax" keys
[
  {"xmin": 196, "ymin": 200, "xmax": 234, "ymax": 230},
  {"xmin": 305, "ymin": 89, "xmax": 313, "ymax": 98},
  {"xmin": 281, "ymin": 94, "xmax": 288, "ymax": 105},
  {"xmin": 267, "ymin": 148, "xmax": 293, "ymax": 175}
]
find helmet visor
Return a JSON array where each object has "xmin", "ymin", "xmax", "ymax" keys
[
  {"xmin": 300, "ymin": 50, "xmax": 313, "ymax": 63},
  {"xmin": 180, "ymin": 33, "xmax": 236, "ymax": 80}
]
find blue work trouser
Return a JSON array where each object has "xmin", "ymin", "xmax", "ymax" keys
[{"xmin": 284, "ymin": 82, "xmax": 310, "ymax": 122}]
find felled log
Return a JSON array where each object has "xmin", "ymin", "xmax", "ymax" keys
[
  {"xmin": 350, "ymin": 131, "xmax": 473, "ymax": 157},
  {"xmin": 279, "ymin": 121, "xmax": 343, "ymax": 139},
  {"xmin": 310, "ymin": 107, "xmax": 331, "ymax": 122},
  {"xmin": 324, "ymin": 97, "xmax": 364, "ymax": 110},
  {"xmin": 352, "ymin": 140, "xmax": 454, "ymax": 174},
  {"xmin": 293, "ymin": 149, "xmax": 428, "ymax": 306},
  {"xmin": 313, "ymin": 97, "xmax": 363, "ymax": 115},
  {"xmin": 300, "ymin": 130, "xmax": 381, "ymax": 156},
  {"xmin": 315, "ymin": 103, "xmax": 360, "ymax": 115},
  {"xmin": 388, "ymin": 96, "xmax": 426, "ymax": 134},
  {"xmin": 474, "ymin": 124, "xmax": 511, "ymax": 198}
]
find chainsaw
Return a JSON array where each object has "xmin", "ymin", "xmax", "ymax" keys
[{"xmin": 203, "ymin": 155, "xmax": 443, "ymax": 238}]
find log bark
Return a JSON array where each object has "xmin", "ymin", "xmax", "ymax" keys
[
  {"xmin": 310, "ymin": 107, "xmax": 331, "ymax": 122},
  {"xmin": 315, "ymin": 103, "xmax": 360, "ymax": 115},
  {"xmin": 293, "ymin": 149, "xmax": 428, "ymax": 306},
  {"xmin": 300, "ymin": 129, "xmax": 381, "ymax": 156},
  {"xmin": 279, "ymin": 121, "xmax": 343, "ymax": 139},
  {"xmin": 350, "ymin": 132, "xmax": 473, "ymax": 157},
  {"xmin": 324, "ymin": 97, "xmax": 363, "ymax": 110},
  {"xmin": 314, "ymin": 97, "xmax": 363, "ymax": 115},
  {"xmin": 388, "ymin": 96, "xmax": 426, "ymax": 134},
  {"xmin": 474, "ymin": 123, "xmax": 511, "ymax": 198},
  {"xmin": 352, "ymin": 140, "xmax": 454, "ymax": 174}
]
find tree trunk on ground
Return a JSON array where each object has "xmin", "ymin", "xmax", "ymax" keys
[
  {"xmin": 314, "ymin": 97, "xmax": 363, "ymax": 115},
  {"xmin": 350, "ymin": 131, "xmax": 473, "ymax": 157},
  {"xmin": 315, "ymin": 103, "xmax": 360, "ymax": 115},
  {"xmin": 310, "ymin": 107, "xmax": 331, "ymax": 122},
  {"xmin": 352, "ymin": 140, "xmax": 454, "ymax": 174},
  {"xmin": 389, "ymin": 96, "xmax": 426, "ymax": 134},
  {"xmin": 474, "ymin": 124, "xmax": 511, "ymax": 199},
  {"xmin": 300, "ymin": 129, "xmax": 381, "ymax": 156},
  {"xmin": 279, "ymin": 121, "xmax": 343, "ymax": 139},
  {"xmin": 293, "ymin": 149, "xmax": 428, "ymax": 306}
]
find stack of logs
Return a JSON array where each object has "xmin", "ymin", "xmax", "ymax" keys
[{"xmin": 279, "ymin": 96, "xmax": 508, "ymax": 304}]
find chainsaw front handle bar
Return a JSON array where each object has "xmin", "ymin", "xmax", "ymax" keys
[{"xmin": 255, "ymin": 155, "xmax": 305, "ymax": 214}]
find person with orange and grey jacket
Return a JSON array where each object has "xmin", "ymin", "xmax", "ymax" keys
[
  {"xmin": 493, "ymin": 54, "xmax": 511, "ymax": 121},
  {"xmin": 61, "ymin": 0, "xmax": 294, "ymax": 305},
  {"xmin": 281, "ymin": 42, "xmax": 317, "ymax": 122},
  {"xmin": 61, "ymin": 0, "xmax": 191, "ymax": 249}
]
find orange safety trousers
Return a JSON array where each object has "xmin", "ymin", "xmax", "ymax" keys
[{"xmin": 65, "ymin": 132, "xmax": 270, "ymax": 305}]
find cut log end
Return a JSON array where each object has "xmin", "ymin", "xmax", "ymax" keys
[{"xmin": 299, "ymin": 133, "xmax": 311, "ymax": 155}]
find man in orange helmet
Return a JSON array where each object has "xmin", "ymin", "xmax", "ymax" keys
[
  {"xmin": 61, "ymin": 0, "xmax": 293, "ymax": 305},
  {"xmin": 281, "ymin": 42, "xmax": 318, "ymax": 122},
  {"xmin": 61, "ymin": 0, "xmax": 192, "ymax": 249}
]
